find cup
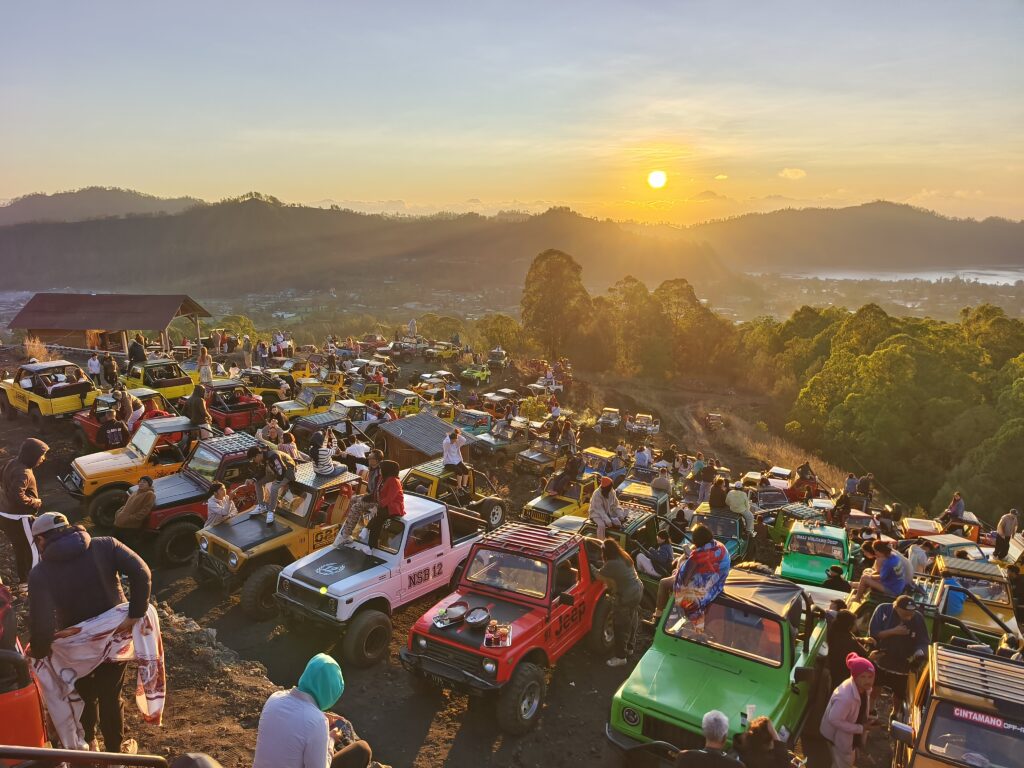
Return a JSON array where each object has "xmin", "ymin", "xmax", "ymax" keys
[{"xmin": 745, "ymin": 704, "xmax": 756, "ymax": 722}]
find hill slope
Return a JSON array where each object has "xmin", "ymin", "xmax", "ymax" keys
[{"xmin": 0, "ymin": 187, "xmax": 203, "ymax": 226}]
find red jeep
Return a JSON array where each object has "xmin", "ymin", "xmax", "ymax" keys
[
  {"xmin": 71, "ymin": 387, "xmax": 177, "ymax": 453},
  {"xmin": 141, "ymin": 431, "xmax": 263, "ymax": 565},
  {"xmin": 400, "ymin": 524, "xmax": 613, "ymax": 734},
  {"xmin": 184, "ymin": 379, "xmax": 268, "ymax": 433}
]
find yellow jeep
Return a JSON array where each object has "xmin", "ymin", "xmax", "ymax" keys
[
  {"xmin": 350, "ymin": 379, "xmax": 386, "ymax": 404},
  {"xmin": 0, "ymin": 359, "xmax": 99, "ymax": 429},
  {"xmin": 890, "ymin": 643, "xmax": 1023, "ymax": 768},
  {"xmin": 60, "ymin": 416, "xmax": 208, "ymax": 527},
  {"xmin": 195, "ymin": 465, "xmax": 361, "ymax": 618},
  {"xmin": 522, "ymin": 473, "xmax": 600, "ymax": 525},
  {"xmin": 121, "ymin": 359, "xmax": 195, "ymax": 401},
  {"xmin": 273, "ymin": 385, "xmax": 335, "ymax": 420},
  {"xmin": 399, "ymin": 458, "xmax": 508, "ymax": 529},
  {"xmin": 383, "ymin": 387, "xmax": 421, "ymax": 417}
]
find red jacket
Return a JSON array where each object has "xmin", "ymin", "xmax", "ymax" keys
[{"xmin": 377, "ymin": 477, "xmax": 405, "ymax": 517}]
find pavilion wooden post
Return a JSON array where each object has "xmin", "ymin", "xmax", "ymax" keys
[{"xmin": 194, "ymin": 314, "xmax": 202, "ymax": 355}]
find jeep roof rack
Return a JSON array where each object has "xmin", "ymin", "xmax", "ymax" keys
[
  {"xmin": 481, "ymin": 522, "xmax": 579, "ymax": 559},
  {"xmin": 201, "ymin": 431, "xmax": 262, "ymax": 454},
  {"xmin": 932, "ymin": 643, "xmax": 1024, "ymax": 712},
  {"xmin": 291, "ymin": 463, "xmax": 361, "ymax": 492}
]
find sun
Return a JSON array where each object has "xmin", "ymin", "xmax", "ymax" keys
[{"xmin": 647, "ymin": 170, "xmax": 667, "ymax": 189}]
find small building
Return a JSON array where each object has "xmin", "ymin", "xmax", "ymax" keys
[
  {"xmin": 7, "ymin": 293, "xmax": 210, "ymax": 353},
  {"xmin": 376, "ymin": 411, "xmax": 477, "ymax": 467}
]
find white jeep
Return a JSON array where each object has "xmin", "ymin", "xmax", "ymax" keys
[{"xmin": 275, "ymin": 493, "xmax": 489, "ymax": 666}]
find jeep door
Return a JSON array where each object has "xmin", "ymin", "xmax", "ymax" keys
[
  {"xmin": 548, "ymin": 551, "xmax": 587, "ymax": 660},
  {"xmin": 397, "ymin": 514, "xmax": 448, "ymax": 604}
]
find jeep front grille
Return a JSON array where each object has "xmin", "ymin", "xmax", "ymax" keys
[
  {"xmin": 421, "ymin": 639, "xmax": 480, "ymax": 672},
  {"xmin": 209, "ymin": 542, "xmax": 231, "ymax": 562},
  {"xmin": 641, "ymin": 715, "xmax": 704, "ymax": 751}
]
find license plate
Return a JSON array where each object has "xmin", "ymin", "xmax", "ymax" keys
[{"xmin": 426, "ymin": 673, "xmax": 446, "ymax": 688}]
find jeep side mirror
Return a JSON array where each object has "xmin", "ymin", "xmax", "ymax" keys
[
  {"xmin": 558, "ymin": 592, "xmax": 576, "ymax": 607},
  {"xmin": 890, "ymin": 721, "xmax": 914, "ymax": 745},
  {"xmin": 793, "ymin": 666, "xmax": 815, "ymax": 684}
]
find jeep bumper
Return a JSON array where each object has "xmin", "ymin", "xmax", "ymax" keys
[
  {"xmin": 58, "ymin": 474, "xmax": 85, "ymax": 500},
  {"xmin": 399, "ymin": 649, "xmax": 501, "ymax": 694},
  {"xmin": 196, "ymin": 552, "xmax": 241, "ymax": 589},
  {"xmin": 275, "ymin": 593, "xmax": 345, "ymax": 629},
  {"xmin": 605, "ymin": 723, "xmax": 677, "ymax": 764}
]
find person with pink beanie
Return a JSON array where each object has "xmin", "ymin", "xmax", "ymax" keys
[{"xmin": 820, "ymin": 653, "xmax": 877, "ymax": 768}]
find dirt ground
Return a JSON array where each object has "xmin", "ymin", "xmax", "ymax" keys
[{"xmin": 0, "ymin": 348, "xmax": 894, "ymax": 768}]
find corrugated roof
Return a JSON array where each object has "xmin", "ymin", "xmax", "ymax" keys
[
  {"xmin": 378, "ymin": 411, "xmax": 477, "ymax": 458},
  {"xmin": 8, "ymin": 293, "xmax": 210, "ymax": 331}
]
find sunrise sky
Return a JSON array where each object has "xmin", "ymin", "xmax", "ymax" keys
[{"xmin": 2, "ymin": 1, "xmax": 1021, "ymax": 224}]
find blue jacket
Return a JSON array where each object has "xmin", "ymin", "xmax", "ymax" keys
[{"xmin": 28, "ymin": 527, "xmax": 151, "ymax": 658}]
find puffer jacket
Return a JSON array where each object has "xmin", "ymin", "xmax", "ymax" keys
[{"xmin": 1, "ymin": 438, "xmax": 47, "ymax": 516}]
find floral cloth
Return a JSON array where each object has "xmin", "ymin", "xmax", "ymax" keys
[{"xmin": 673, "ymin": 540, "xmax": 730, "ymax": 631}]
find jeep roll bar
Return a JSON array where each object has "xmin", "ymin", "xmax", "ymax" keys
[{"xmin": 0, "ymin": 746, "xmax": 168, "ymax": 768}]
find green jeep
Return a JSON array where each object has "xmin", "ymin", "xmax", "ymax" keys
[
  {"xmin": 776, "ymin": 521, "xmax": 856, "ymax": 586},
  {"xmin": 689, "ymin": 507, "xmax": 751, "ymax": 563},
  {"xmin": 766, "ymin": 502, "xmax": 826, "ymax": 547},
  {"xmin": 607, "ymin": 566, "xmax": 833, "ymax": 763}
]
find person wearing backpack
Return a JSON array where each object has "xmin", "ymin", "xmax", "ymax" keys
[{"xmin": 0, "ymin": 438, "xmax": 48, "ymax": 593}]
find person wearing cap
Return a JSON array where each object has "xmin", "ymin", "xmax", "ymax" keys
[
  {"xmin": 254, "ymin": 653, "xmax": 373, "ymax": 768},
  {"xmin": 725, "ymin": 482, "xmax": 754, "ymax": 534},
  {"xmin": 27, "ymin": 511, "xmax": 151, "ymax": 754},
  {"xmin": 994, "ymin": 508, "xmax": 1020, "ymax": 560},
  {"xmin": 822, "ymin": 565, "xmax": 852, "ymax": 593},
  {"xmin": 96, "ymin": 409, "xmax": 131, "ymax": 450},
  {"xmin": 0, "ymin": 437, "xmax": 48, "ymax": 590},
  {"xmin": 820, "ymin": 653, "xmax": 877, "ymax": 768},
  {"xmin": 589, "ymin": 476, "xmax": 625, "ymax": 539},
  {"xmin": 868, "ymin": 595, "xmax": 928, "ymax": 708}
]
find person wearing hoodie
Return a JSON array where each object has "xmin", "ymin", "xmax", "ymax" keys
[
  {"xmin": 253, "ymin": 653, "xmax": 373, "ymax": 768},
  {"xmin": 27, "ymin": 511, "xmax": 151, "ymax": 755},
  {"xmin": 0, "ymin": 437, "xmax": 48, "ymax": 588},
  {"xmin": 820, "ymin": 653, "xmax": 877, "ymax": 768},
  {"xmin": 589, "ymin": 476, "xmax": 625, "ymax": 539},
  {"xmin": 113, "ymin": 476, "xmax": 156, "ymax": 530}
]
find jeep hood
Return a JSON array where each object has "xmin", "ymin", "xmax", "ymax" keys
[
  {"xmin": 206, "ymin": 513, "xmax": 290, "ymax": 551},
  {"xmin": 284, "ymin": 545, "xmax": 390, "ymax": 595},
  {"xmin": 620, "ymin": 647, "xmax": 780, "ymax": 734},
  {"xmin": 526, "ymin": 496, "xmax": 573, "ymax": 515},
  {"xmin": 422, "ymin": 591, "xmax": 540, "ymax": 650},
  {"xmin": 274, "ymin": 400, "xmax": 305, "ymax": 414},
  {"xmin": 73, "ymin": 449, "xmax": 142, "ymax": 477},
  {"xmin": 152, "ymin": 472, "xmax": 207, "ymax": 509},
  {"xmin": 477, "ymin": 434, "xmax": 508, "ymax": 449},
  {"xmin": 518, "ymin": 450, "xmax": 549, "ymax": 463},
  {"xmin": 778, "ymin": 554, "xmax": 834, "ymax": 586}
]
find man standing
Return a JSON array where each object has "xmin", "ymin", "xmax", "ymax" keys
[
  {"xmin": 96, "ymin": 410, "xmax": 131, "ymax": 450},
  {"xmin": 868, "ymin": 595, "xmax": 928, "ymax": 709},
  {"xmin": 28, "ymin": 511, "xmax": 151, "ymax": 755},
  {"xmin": 674, "ymin": 710, "xmax": 744, "ymax": 768},
  {"xmin": 127, "ymin": 334, "xmax": 147, "ymax": 367},
  {"xmin": 241, "ymin": 335, "xmax": 253, "ymax": 368},
  {"xmin": 0, "ymin": 437, "xmax": 48, "ymax": 592},
  {"xmin": 101, "ymin": 352, "xmax": 118, "ymax": 389},
  {"xmin": 441, "ymin": 428, "xmax": 470, "ymax": 491},
  {"xmin": 87, "ymin": 352, "xmax": 103, "ymax": 386},
  {"xmin": 246, "ymin": 446, "xmax": 297, "ymax": 516},
  {"xmin": 994, "ymin": 508, "xmax": 1020, "ymax": 560}
]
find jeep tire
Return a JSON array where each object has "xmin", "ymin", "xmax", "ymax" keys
[
  {"xmin": 90, "ymin": 487, "xmax": 130, "ymax": 528},
  {"xmin": 29, "ymin": 404, "xmax": 43, "ymax": 432},
  {"xmin": 341, "ymin": 609, "xmax": 392, "ymax": 668},
  {"xmin": 485, "ymin": 501, "xmax": 507, "ymax": 530},
  {"xmin": 587, "ymin": 596, "xmax": 615, "ymax": 654},
  {"xmin": 496, "ymin": 662, "xmax": 546, "ymax": 734},
  {"xmin": 72, "ymin": 426, "xmax": 90, "ymax": 454},
  {"xmin": 240, "ymin": 564, "xmax": 283, "ymax": 620},
  {"xmin": 155, "ymin": 520, "xmax": 201, "ymax": 567}
]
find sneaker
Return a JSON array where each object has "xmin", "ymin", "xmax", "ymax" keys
[
  {"xmin": 606, "ymin": 657, "xmax": 628, "ymax": 667},
  {"xmin": 120, "ymin": 739, "xmax": 138, "ymax": 755}
]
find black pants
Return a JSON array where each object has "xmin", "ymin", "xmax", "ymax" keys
[
  {"xmin": 366, "ymin": 510, "xmax": 389, "ymax": 550},
  {"xmin": 994, "ymin": 535, "xmax": 1010, "ymax": 560},
  {"xmin": 331, "ymin": 740, "xmax": 372, "ymax": 768},
  {"xmin": 0, "ymin": 514, "xmax": 35, "ymax": 583},
  {"xmin": 612, "ymin": 600, "xmax": 639, "ymax": 658},
  {"xmin": 75, "ymin": 661, "xmax": 128, "ymax": 749}
]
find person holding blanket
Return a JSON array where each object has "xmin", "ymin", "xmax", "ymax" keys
[{"xmin": 672, "ymin": 523, "xmax": 730, "ymax": 634}]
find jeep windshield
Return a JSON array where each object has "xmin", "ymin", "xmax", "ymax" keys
[
  {"xmin": 465, "ymin": 547, "xmax": 549, "ymax": 599},
  {"xmin": 925, "ymin": 702, "xmax": 1021, "ymax": 768},
  {"xmin": 454, "ymin": 412, "xmax": 487, "ymax": 429},
  {"xmin": 787, "ymin": 533, "xmax": 844, "ymax": 560},
  {"xmin": 126, "ymin": 425, "xmax": 159, "ymax": 460},
  {"xmin": 955, "ymin": 575, "xmax": 1011, "ymax": 606},
  {"xmin": 490, "ymin": 423, "xmax": 514, "ymax": 440},
  {"xmin": 273, "ymin": 485, "xmax": 312, "ymax": 524},
  {"xmin": 662, "ymin": 601, "xmax": 783, "ymax": 667},
  {"xmin": 185, "ymin": 445, "xmax": 222, "ymax": 484},
  {"xmin": 527, "ymin": 440, "xmax": 555, "ymax": 455},
  {"xmin": 691, "ymin": 514, "xmax": 740, "ymax": 541},
  {"xmin": 296, "ymin": 388, "xmax": 317, "ymax": 406}
]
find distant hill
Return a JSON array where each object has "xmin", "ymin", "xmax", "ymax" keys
[
  {"xmin": 0, "ymin": 194, "xmax": 1019, "ymax": 295},
  {"xmin": 0, "ymin": 196, "xmax": 721, "ymax": 294},
  {"xmin": 0, "ymin": 187, "xmax": 203, "ymax": 226},
  {"xmin": 682, "ymin": 201, "xmax": 1023, "ymax": 272}
]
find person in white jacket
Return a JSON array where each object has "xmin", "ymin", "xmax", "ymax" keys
[
  {"xmin": 589, "ymin": 477, "xmax": 626, "ymax": 539},
  {"xmin": 820, "ymin": 652, "xmax": 876, "ymax": 768}
]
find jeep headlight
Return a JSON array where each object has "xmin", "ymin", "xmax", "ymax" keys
[
  {"xmin": 227, "ymin": 551, "xmax": 239, "ymax": 568},
  {"xmin": 415, "ymin": 635, "xmax": 428, "ymax": 650},
  {"xmin": 622, "ymin": 707, "xmax": 641, "ymax": 727},
  {"xmin": 482, "ymin": 659, "xmax": 497, "ymax": 675},
  {"xmin": 198, "ymin": 536, "xmax": 209, "ymax": 552}
]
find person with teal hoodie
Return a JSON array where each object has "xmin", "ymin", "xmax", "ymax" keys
[{"xmin": 253, "ymin": 654, "xmax": 374, "ymax": 768}]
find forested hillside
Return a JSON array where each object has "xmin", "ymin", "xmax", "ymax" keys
[{"xmin": 0, "ymin": 187, "xmax": 202, "ymax": 226}]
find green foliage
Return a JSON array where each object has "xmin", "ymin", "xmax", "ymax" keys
[
  {"xmin": 219, "ymin": 314, "xmax": 257, "ymax": 338},
  {"xmin": 418, "ymin": 313, "xmax": 464, "ymax": 342},
  {"xmin": 517, "ymin": 396, "xmax": 551, "ymax": 423},
  {"xmin": 475, "ymin": 314, "xmax": 522, "ymax": 351},
  {"xmin": 520, "ymin": 249, "xmax": 591, "ymax": 358}
]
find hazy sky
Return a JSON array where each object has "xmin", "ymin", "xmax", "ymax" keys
[{"xmin": 3, "ymin": 1, "xmax": 1022, "ymax": 224}]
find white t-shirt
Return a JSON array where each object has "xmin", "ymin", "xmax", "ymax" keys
[
  {"xmin": 87, "ymin": 357, "xmax": 101, "ymax": 375},
  {"xmin": 345, "ymin": 441, "xmax": 370, "ymax": 459},
  {"xmin": 252, "ymin": 688, "xmax": 330, "ymax": 768},
  {"xmin": 442, "ymin": 435, "xmax": 466, "ymax": 465},
  {"xmin": 907, "ymin": 544, "xmax": 930, "ymax": 574}
]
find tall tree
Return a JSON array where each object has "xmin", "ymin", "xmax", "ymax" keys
[
  {"xmin": 520, "ymin": 249, "xmax": 591, "ymax": 359},
  {"xmin": 475, "ymin": 313, "xmax": 522, "ymax": 351}
]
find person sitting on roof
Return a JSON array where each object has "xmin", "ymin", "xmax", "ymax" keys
[
  {"xmin": 852, "ymin": 540, "xmax": 909, "ymax": 601},
  {"xmin": 96, "ymin": 409, "xmax": 131, "ymax": 450},
  {"xmin": 672, "ymin": 524, "xmax": 730, "ymax": 634},
  {"xmin": 634, "ymin": 445, "xmax": 652, "ymax": 470}
]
